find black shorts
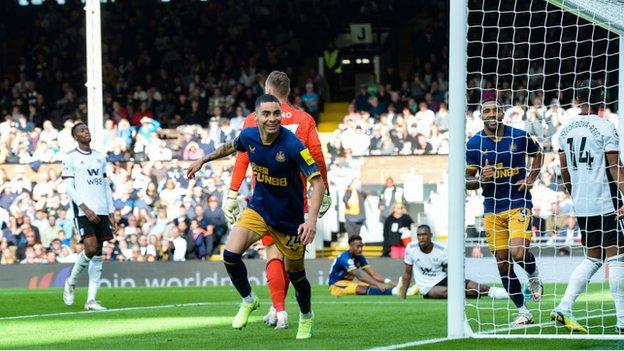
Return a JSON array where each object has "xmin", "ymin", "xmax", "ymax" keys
[
  {"xmin": 423, "ymin": 277, "xmax": 448, "ymax": 298},
  {"xmin": 576, "ymin": 214, "xmax": 624, "ymax": 248},
  {"xmin": 75, "ymin": 215, "xmax": 114, "ymax": 242}
]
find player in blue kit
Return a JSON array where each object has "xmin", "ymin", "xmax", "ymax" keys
[
  {"xmin": 465, "ymin": 98, "xmax": 544, "ymax": 326},
  {"xmin": 328, "ymin": 235, "xmax": 404, "ymax": 296},
  {"xmin": 186, "ymin": 94, "xmax": 325, "ymax": 339}
]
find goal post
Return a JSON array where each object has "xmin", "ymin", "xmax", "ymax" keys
[
  {"xmin": 449, "ymin": 0, "xmax": 624, "ymax": 339},
  {"xmin": 85, "ymin": 0, "xmax": 104, "ymax": 151},
  {"xmin": 448, "ymin": 0, "xmax": 469, "ymax": 340}
]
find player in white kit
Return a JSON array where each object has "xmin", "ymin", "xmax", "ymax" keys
[
  {"xmin": 399, "ymin": 224, "xmax": 508, "ymax": 299},
  {"xmin": 62, "ymin": 122, "xmax": 116, "ymax": 310},
  {"xmin": 551, "ymin": 79, "xmax": 624, "ymax": 333}
]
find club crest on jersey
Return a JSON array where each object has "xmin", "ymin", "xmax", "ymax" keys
[
  {"xmin": 249, "ymin": 145, "xmax": 256, "ymax": 153},
  {"xmin": 519, "ymin": 208, "xmax": 529, "ymax": 218},
  {"xmin": 275, "ymin": 151, "xmax": 286, "ymax": 162},
  {"xmin": 511, "ymin": 143, "xmax": 517, "ymax": 152}
]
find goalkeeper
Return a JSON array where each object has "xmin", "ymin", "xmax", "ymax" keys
[{"xmin": 222, "ymin": 70, "xmax": 331, "ymax": 330}]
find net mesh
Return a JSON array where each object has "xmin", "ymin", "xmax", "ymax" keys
[{"xmin": 465, "ymin": 0, "xmax": 623, "ymax": 336}]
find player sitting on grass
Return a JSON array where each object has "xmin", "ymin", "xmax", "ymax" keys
[
  {"xmin": 399, "ymin": 224, "xmax": 508, "ymax": 300},
  {"xmin": 328, "ymin": 235, "xmax": 405, "ymax": 296}
]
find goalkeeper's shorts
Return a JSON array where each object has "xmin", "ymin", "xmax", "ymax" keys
[
  {"xmin": 483, "ymin": 208, "xmax": 532, "ymax": 252},
  {"xmin": 262, "ymin": 233, "xmax": 274, "ymax": 247}
]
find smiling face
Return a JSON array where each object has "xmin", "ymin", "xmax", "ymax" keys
[
  {"xmin": 480, "ymin": 100, "xmax": 504, "ymax": 133},
  {"xmin": 254, "ymin": 101, "xmax": 282, "ymax": 136}
]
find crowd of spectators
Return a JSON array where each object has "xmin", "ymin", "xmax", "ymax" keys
[
  {"xmin": 0, "ymin": 159, "xmax": 252, "ymax": 264},
  {"xmin": 328, "ymin": 72, "xmax": 619, "ymax": 158},
  {"xmin": 1, "ymin": 0, "xmax": 365, "ymax": 164},
  {"xmin": 0, "ymin": 0, "xmax": 613, "ymax": 265}
]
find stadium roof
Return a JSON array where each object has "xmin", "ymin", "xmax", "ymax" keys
[{"xmin": 548, "ymin": 0, "xmax": 624, "ymax": 32}]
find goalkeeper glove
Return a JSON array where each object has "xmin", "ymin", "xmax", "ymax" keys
[
  {"xmin": 318, "ymin": 188, "xmax": 332, "ymax": 218},
  {"xmin": 222, "ymin": 189, "xmax": 240, "ymax": 225}
]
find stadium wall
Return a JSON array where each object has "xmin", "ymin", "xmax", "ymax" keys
[{"xmin": 0, "ymin": 257, "xmax": 606, "ymax": 289}]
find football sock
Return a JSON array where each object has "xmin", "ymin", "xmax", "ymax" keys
[
  {"xmin": 367, "ymin": 287, "xmax": 393, "ymax": 295},
  {"xmin": 557, "ymin": 256, "xmax": 602, "ymax": 312},
  {"xmin": 499, "ymin": 264, "xmax": 524, "ymax": 309},
  {"xmin": 68, "ymin": 251, "xmax": 91, "ymax": 285},
  {"xmin": 266, "ymin": 258, "xmax": 289, "ymax": 312},
  {"xmin": 607, "ymin": 254, "xmax": 624, "ymax": 325},
  {"xmin": 515, "ymin": 251, "xmax": 538, "ymax": 277},
  {"xmin": 87, "ymin": 255, "xmax": 103, "ymax": 302},
  {"xmin": 287, "ymin": 270, "xmax": 311, "ymax": 314},
  {"xmin": 223, "ymin": 249, "xmax": 252, "ymax": 299}
]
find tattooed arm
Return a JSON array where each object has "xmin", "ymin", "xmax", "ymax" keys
[{"xmin": 186, "ymin": 141, "xmax": 237, "ymax": 179}]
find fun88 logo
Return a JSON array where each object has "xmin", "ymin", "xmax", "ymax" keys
[{"xmin": 27, "ymin": 267, "xmax": 71, "ymax": 289}]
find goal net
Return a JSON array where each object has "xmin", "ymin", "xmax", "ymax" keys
[{"xmin": 462, "ymin": 0, "xmax": 624, "ymax": 338}]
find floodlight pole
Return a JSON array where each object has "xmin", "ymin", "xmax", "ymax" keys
[
  {"xmin": 448, "ymin": 0, "xmax": 468, "ymax": 339},
  {"xmin": 85, "ymin": 0, "xmax": 104, "ymax": 151}
]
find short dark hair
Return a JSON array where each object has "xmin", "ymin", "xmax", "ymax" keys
[
  {"xmin": 417, "ymin": 224, "xmax": 432, "ymax": 233},
  {"xmin": 348, "ymin": 235, "xmax": 363, "ymax": 245},
  {"xmin": 71, "ymin": 122, "xmax": 87, "ymax": 138},
  {"xmin": 575, "ymin": 78, "xmax": 603, "ymax": 110},
  {"xmin": 480, "ymin": 97, "xmax": 504, "ymax": 111},
  {"xmin": 254, "ymin": 94, "xmax": 280, "ymax": 110}
]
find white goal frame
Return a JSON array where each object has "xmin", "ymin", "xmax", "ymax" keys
[{"xmin": 448, "ymin": 0, "xmax": 624, "ymax": 340}]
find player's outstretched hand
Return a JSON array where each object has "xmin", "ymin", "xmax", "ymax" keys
[
  {"xmin": 186, "ymin": 160, "xmax": 204, "ymax": 179},
  {"xmin": 618, "ymin": 205, "xmax": 624, "ymax": 217},
  {"xmin": 297, "ymin": 218, "xmax": 317, "ymax": 245},
  {"xmin": 80, "ymin": 205, "xmax": 99, "ymax": 223},
  {"xmin": 480, "ymin": 159, "xmax": 494, "ymax": 181}
]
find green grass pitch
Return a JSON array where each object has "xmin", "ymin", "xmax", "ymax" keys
[{"xmin": 0, "ymin": 284, "xmax": 622, "ymax": 349}]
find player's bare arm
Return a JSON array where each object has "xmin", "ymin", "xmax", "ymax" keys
[
  {"xmin": 363, "ymin": 266, "xmax": 394, "ymax": 286},
  {"xmin": 297, "ymin": 174, "xmax": 325, "ymax": 245},
  {"xmin": 354, "ymin": 268, "xmax": 386, "ymax": 291},
  {"xmin": 517, "ymin": 148, "xmax": 543, "ymax": 191},
  {"xmin": 186, "ymin": 141, "xmax": 237, "ymax": 179},
  {"xmin": 400, "ymin": 264, "xmax": 413, "ymax": 299},
  {"xmin": 558, "ymin": 151, "xmax": 572, "ymax": 195},
  {"xmin": 605, "ymin": 151, "xmax": 624, "ymax": 215}
]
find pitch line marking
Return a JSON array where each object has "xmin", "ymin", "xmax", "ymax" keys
[
  {"xmin": 368, "ymin": 337, "xmax": 453, "ymax": 350},
  {"xmin": 371, "ymin": 312, "xmax": 620, "ymax": 350},
  {"xmin": 0, "ymin": 300, "xmax": 417, "ymax": 321}
]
